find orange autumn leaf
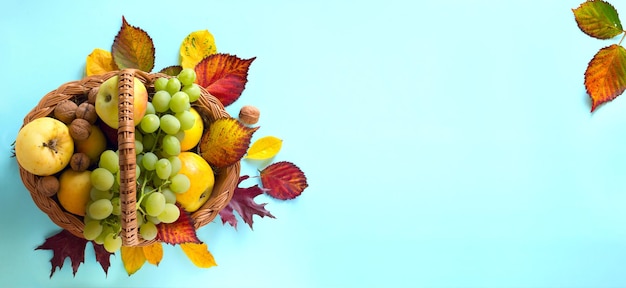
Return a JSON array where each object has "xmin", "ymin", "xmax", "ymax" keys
[
  {"xmin": 585, "ymin": 44, "xmax": 626, "ymax": 111},
  {"xmin": 199, "ymin": 118, "xmax": 259, "ymax": 168},
  {"xmin": 85, "ymin": 48, "xmax": 118, "ymax": 76},
  {"xmin": 142, "ymin": 242, "xmax": 163, "ymax": 266},
  {"xmin": 157, "ymin": 205, "xmax": 201, "ymax": 245},
  {"xmin": 120, "ymin": 246, "xmax": 146, "ymax": 276},
  {"xmin": 180, "ymin": 30, "xmax": 217, "ymax": 69},
  {"xmin": 180, "ymin": 243, "xmax": 217, "ymax": 268},
  {"xmin": 111, "ymin": 16, "xmax": 155, "ymax": 72},
  {"xmin": 195, "ymin": 54, "xmax": 256, "ymax": 106}
]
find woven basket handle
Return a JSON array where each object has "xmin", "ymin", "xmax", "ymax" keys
[{"xmin": 117, "ymin": 69, "xmax": 139, "ymax": 246}]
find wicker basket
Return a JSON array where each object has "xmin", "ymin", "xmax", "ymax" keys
[{"xmin": 18, "ymin": 68, "xmax": 238, "ymax": 246}]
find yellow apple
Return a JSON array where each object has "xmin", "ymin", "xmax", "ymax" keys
[
  {"xmin": 15, "ymin": 117, "xmax": 74, "ymax": 176},
  {"xmin": 95, "ymin": 75, "xmax": 148, "ymax": 129},
  {"xmin": 57, "ymin": 169, "xmax": 92, "ymax": 216},
  {"xmin": 175, "ymin": 152, "xmax": 214, "ymax": 212},
  {"xmin": 180, "ymin": 107, "xmax": 204, "ymax": 151},
  {"xmin": 74, "ymin": 124, "xmax": 107, "ymax": 164}
]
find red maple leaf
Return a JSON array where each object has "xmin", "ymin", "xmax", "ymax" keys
[
  {"xmin": 157, "ymin": 205, "xmax": 201, "ymax": 244},
  {"xmin": 260, "ymin": 161, "xmax": 309, "ymax": 200},
  {"xmin": 219, "ymin": 175, "xmax": 275, "ymax": 230},
  {"xmin": 194, "ymin": 54, "xmax": 255, "ymax": 106},
  {"xmin": 92, "ymin": 243, "xmax": 113, "ymax": 275}
]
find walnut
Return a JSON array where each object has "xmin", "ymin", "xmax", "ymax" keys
[
  {"xmin": 37, "ymin": 176, "xmax": 59, "ymax": 197},
  {"xmin": 70, "ymin": 153, "xmax": 91, "ymax": 171},
  {"xmin": 69, "ymin": 118, "xmax": 92, "ymax": 141},
  {"xmin": 87, "ymin": 87, "xmax": 98, "ymax": 104},
  {"xmin": 53, "ymin": 100, "xmax": 78, "ymax": 124},
  {"xmin": 76, "ymin": 102, "xmax": 98, "ymax": 124},
  {"xmin": 238, "ymin": 105, "xmax": 260, "ymax": 125}
]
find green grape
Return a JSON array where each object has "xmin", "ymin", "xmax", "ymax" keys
[
  {"xmin": 162, "ymin": 135, "xmax": 181, "ymax": 157},
  {"xmin": 139, "ymin": 222, "xmax": 158, "ymax": 241},
  {"xmin": 161, "ymin": 187, "xmax": 176, "ymax": 204},
  {"xmin": 170, "ymin": 174, "xmax": 191, "ymax": 194},
  {"xmin": 182, "ymin": 83, "xmax": 202, "ymax": 103},
  {"xmin": 154, "ymin": 77, "xmax": 168, "ymax": 91},
  {"xmin": 168, "ymin": 156, "xmax": 182, "ymax": 176},
  {"xmin": 94, "ymin": 226, "xmax": 113, "ymax": 245},
  {"xmin": 155, "ymin": 158, "xmax": 172, "ymax": 179},
  {"xmin": 145, "ymin": 192, "xmax": 166, "ymax": 217},
  {"xmin": 175, "ymin": 130, "xmax": 185, "ymax": 142},
  {"xmin": 160, "ymin": 114, "xmax": 181, "ymax": 135},
  {"xmin": 176, "ymin": 110, "xmax": 195, "ymax": 131},
  {"xmin": 111, "ymin": 197, "xmax": 121, "ymax": 216},
  {"xmin": 137, "ymin": 214, "xmax": 145, "ymax": 226},
  {"xmin": 152, "ymin": 174, "xmax": 164, "ymax": 187},
  {"xmin": 152, "ymin": 90, "xmax": 172, "ymax": 113},
  {"xmin": 91, "ymin": 167, "xmax": 115, "ymax": 191},
  {"xmin": 88, "ymin": 198, "xmax": 113, "ymax": 220},
  {"xmin": 135, "ymin": 131, "xmax": 143, "ymax": 142},
  {"xmin": 146, "ymin": 102, "xmax": 156, "ymax": 115},
  {"xmin": 169, "ymin": 91, "xmax": 190, "ymax": 113},
  {"xmin": 142, "ymin": 133, "xmax": 157, "ymax": 151},
  {"xmin": 157, "ymin": 203, "xmax": 180, "ymax": 223},
  {"xmin": 135, "ymin": 140, "xmax": 144, "ymax": 155},
  {"xmin": 83, "ymin": 220, "xmax": 103, "ymax": 241},
  {"xmin": 146, "ymin": 215, "xmax": 161, "ymax": 225},
  {"xmin": 165, "ymin": 78, "xmax": 182, "ymax": 95},
  {"xmin": 103, "ymin": 233, "xmax": 122, "ymax": 253},
  {"xmin": 136, "ymin": 164, "xmax": 141, "ymax": 180},
  {"xmin": 142, "ymin": 152, "xmax": 158, "ymax": 171},
  {"xmin": 90, "ymin": 187, "xmax": 113, "ymax": 201},
  {"xmin": 177, "ymin": 68, "xmax": 196, "ymax": 86},
  {"xmin": 99, "ymin": 150, "xmax": 119, "ymax": 174},
  {"xmin": 140, "ymin": 114, "xmax": 160, "ymax": 134}
]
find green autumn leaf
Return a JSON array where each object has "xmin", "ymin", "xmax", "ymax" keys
[
  {"xmin": 585, "ymin": 44, "xmax": 626, "ymax": 111},
  {"xmin": 111, "ymin": 16, "xmax": 155, "ymax": 72},
  {"xmin": 573, "ymin": 0, "xmax": 624, "ymax": 39}
]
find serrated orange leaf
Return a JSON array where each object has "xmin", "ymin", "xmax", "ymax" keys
[
  {"xmin": 585, "ymin": 44, "xmax": 626, "ymax": 111},
  {"xmin": 260, "ymin": 161, "xmax": 309, "ymax": 200},
  {"xmin": 120, "ymin": 246, "xmax": 146, "ymax": 276},
  {"xmin": 111, "ymin": 16, "xmax": 155, "ymax": 72},
  {"xmin": 246, "ymin": 136, "xmax": 283, "ymax": 160},
  {"xmin": 180, "ymin": 30, "xmax": 217, "ymax": 69},
  {"xmin": 142, "ymin": 242, "xmax": 163, "ymax": 266},
  {"xmin": 200, "ymin": 118, "xmax": 259, "ymax": 168},
  {"xmin": 573, "ymin": 0, "xmax": 624, "ymax": 39},
  {"xmin": 85, "ymin": 48, "xmax": 118, "ymax": 76},
  {"xmin": 195, "ymin": 54, "xmax": 256, "ymax": 106},
  {"xmin": 180, "ymin": 243, "xmax": 217, "ymax": 268},
  {"xmin": 157, "ymin": 205, "xmax": 201, "ymax": 245}
]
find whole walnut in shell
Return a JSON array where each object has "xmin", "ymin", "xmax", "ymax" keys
[
  {"xmin": 53, "ymin": 100, "xmax": 78, "ymax": 124},
  {"xmin": 69, "ymin": 118, "xmax": 92, "ymax": 141},
  {"xmin": 76, "ymin": 102, "xmax": 97, "ymax": 124}
]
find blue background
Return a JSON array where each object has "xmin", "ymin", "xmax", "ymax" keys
[{"xmin": 1, "ymin": 0, "xmax": 626, "ymax": 287}]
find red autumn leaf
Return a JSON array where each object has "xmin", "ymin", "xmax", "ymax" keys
[
  {"xmin": 194, "ymin": 54, "xmax": 255, "ymax": 106},
  {"xmin": 35, "ymin": 230, "xmax": 88, "ymax": 277},
  {"xmin": 260, "ymin": 162, "xmax": 309, "ymax": 200},
  {"xmin": 199, "ymin": 118, "xmax": 259, "ymax": 168},
  {"xmin": 219, "ymin": 175, "xmax": 275, "ymax": 230},
  {"xmin": 111, "ymin": 16, "xmax": 155, "ymax": 72},
  {"xmin": 573, "ymin": 0, "xmax": 624, "ymax": 40},
  {"xmin": 92, "ymin": 243, "xmax": 113, "ymax": 275},
  {"xmin": 157, "ymin": 205, "xmax": 201, "ymax": 244},
  {"xmin": 585, "ymin": 44, "xmax": 626, "ymax": 111}
]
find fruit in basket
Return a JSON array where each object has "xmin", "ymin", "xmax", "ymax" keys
[
  {"xmin": 74, "ymin": 124, "xmax": 107, "ymax": 164},
  {"xmin": 15, "ymin": 117, "xmax": 74, "ymax": 176},
  {"xmin": 95, "ymin": 75, "xmax": 149, "ymax": 129},
  {"xmin": 175, "ymin": 152, "xmax": 214, "ymax": 212},
  {"xmin": 57, "ymin": 169, "xmax": 92, "ymax": 216},
  {"xmin": 180, "ymin": 107, "xmax": 204, "ymax": 151}
]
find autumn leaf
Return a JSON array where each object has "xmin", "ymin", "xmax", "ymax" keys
[
  {"xmin": 585, "ymin": 44, "xmax": 626, "ymax": 111},
  {"xmin": 85, "ymin": 48, "xmax": 118, "ymax": 76},
  {"xmin": 261, "ymin": 162, "xmax": 309, "ymax": 200},
  {"xmin": 142, "ymin": 242, "xmax": 164, "ymax": 266},
  {"xmin": 111, "ymin": 16, "xmax": 155, "ymax": 72},
  {"xmin": 180, "ymin": 243, "xmax": 217, "ymax": 268},
  {"xmin": 180, "ymin": 30, "xmax": 217, "ymax": 69},
  {"xmin": 157, "ymin": 205, "xmax": 201, "ymax": 245},
  {"xmin": 35, "ymin": 230, "xmax": 88, "ymax": 277},
  {"xmin": 121, "ymin": 246, "xmax": 146, "ymax": 276},
  {"xmin": 159, "ymin": 65, "xmax": 183, "ymax": 76},
  {"xmin": 219, "ymin": 175, "xmax": 275, "ymax": 230},
  {"xmin": 199, "ymin": 118, "xmax": 259, "ymax": 168},
  {"xmin": 246, "ymin": 136, "xmax": 283, "ymax": 160},
  {"xmin": 92, "ymin": 243, "xmax": 113, "ymax": 275},
  {"xmin": 573, "ymin": 0, "xmax": 624, "ymax": 39},
  {"xmin": 195, "ymin": 54, "xmax": 256, "ymax": 106}
]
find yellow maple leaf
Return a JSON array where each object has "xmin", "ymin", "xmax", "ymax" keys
[
  {"xmin": 180, "ymin": 30, "xmax": 217, "ymax": 69},
  {"xmin": 120, "ymin": 246, "xmax": 146, "ymax": 275},
  {"xmin": 246, "ymin": 136, "xmax": 283, "ymax": 160},
  {"xmin": 199, "ymin": 118, "xmax": 259, "ymax": 168},
  {"xmin": 142, "ymin": 242, "xmax": 163, "ymax": 266},
  {"xmin": 85, "ymin": 48, "xmax": 118, "ymax": 76},
  {"xmin": 180, "ymin": 243, "xmax": 217, "ymax": 268}
]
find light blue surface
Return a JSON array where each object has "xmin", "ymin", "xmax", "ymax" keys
[{"xmin": 2, "ymin": 0, "xmax": 626, "ymax": 287}]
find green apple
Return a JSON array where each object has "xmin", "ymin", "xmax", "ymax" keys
[
  {"xmin": 95, "ymin": 75, "xmax": 149, "ymax": 129},
  {"xmin": 15, "ymin": 117, "xmax": 74, "ymax": 176}
]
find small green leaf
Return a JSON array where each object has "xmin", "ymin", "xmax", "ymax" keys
[
  {"xmin": 159, "ymin": 65, "xmax": 183, "ymax": 76},
  {"xmin": 573, "ymin": 0, "xmax": 624, "ymax": 39}
]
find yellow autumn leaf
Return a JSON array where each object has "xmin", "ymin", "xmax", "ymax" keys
[
  {"xmin": 180, "ymin": 243, "xmax": 217, "ymax": 268},
  {"xmin": 85, "ymin": 48, "xmax": 118, "ymax": 76},
  {"xmin": 246, "ymin": 136, "xmax": 283, "ymax": 160},
  {"xmin": 120, "ymin": 246, "xmax": 146, "ymax": 275},
  {"xmin": 180, "ymin": 30, "xmax": 217, "ymax": 69},
  {"xmin": 142, "ymin": 242, "xmax": 164, "ymax": 266}
]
